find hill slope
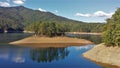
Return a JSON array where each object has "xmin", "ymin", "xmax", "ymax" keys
[{"xmin": 0, "ymin": 6, "xmax": 104, "ymax": 33}]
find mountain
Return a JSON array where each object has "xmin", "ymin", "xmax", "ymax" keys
[{"xmin": 0, "ymin": 6, "xmax": 104, "ymax": 33}]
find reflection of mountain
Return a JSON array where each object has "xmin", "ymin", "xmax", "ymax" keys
[
  {"xmin": 30, "ymin": 47, "xmax": 69, "ymax": 63},
  {"xmin": 0, "ymin": 33, "xmax": 32, "ymax": 43},
  {"xmin": 0, "ymin": 45, "xmax": 26, "ymax": 63},
  {"xmin": 0, "ymin": 45, "xmax": 69, "ymax": 63},
  {"xmin": 11, "ymin": 48, "xmax": 25, "ymax": 63}
]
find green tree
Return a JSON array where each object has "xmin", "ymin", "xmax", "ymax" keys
[
  {"xmin": 26, "ymin": 21, "xmax": 69, "ymax": 37},
  {"xmin": 103, "ymin": 8, "xmax": 120, "ymax": 46}
]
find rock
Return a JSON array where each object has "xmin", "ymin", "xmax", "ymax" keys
[{"xmin": 83, "ymin": 43, "xmax": 120, "ymax": 67}]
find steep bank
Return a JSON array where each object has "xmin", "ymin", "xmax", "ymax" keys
[
  {"xmin": 9, "ymin": 36, "xmax": 93, "ymax": 47},
  {"xmin": 83, "ymin": 43, "xmax": 120, "ymax": 67}
]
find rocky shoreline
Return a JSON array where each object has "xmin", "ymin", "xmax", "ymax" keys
[{"xmin": 83, "ymin": 43, "xmax": 120, "ymax": 67}]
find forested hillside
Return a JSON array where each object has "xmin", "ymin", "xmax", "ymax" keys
[
  {"xmin": 0, "ymin": 6, "xmax": 104, "ymax": 33},
  {"xmin": 103, "ymin": 8, "xmax": 120, "ymax": 46}
]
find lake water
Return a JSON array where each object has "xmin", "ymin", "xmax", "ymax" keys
[{"xmin": 0, "ymin": 33, "xmax": 118, "ymax": 68}]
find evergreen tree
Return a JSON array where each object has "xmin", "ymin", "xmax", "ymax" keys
[{"xmin": 103, "ymin": 8, "xmax": 120, "ymax": 46}]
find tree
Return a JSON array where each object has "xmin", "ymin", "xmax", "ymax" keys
[
  {"xmin": 0, "ymin": 6, "xmax": 104, "ymax": 33},
  {"xmin": 103, "ymin": 8, "xmax": 120, "ymax": 46},
  {"xmin": 26, "ymin": 21, "xmax": 69, "ymax": 37}
]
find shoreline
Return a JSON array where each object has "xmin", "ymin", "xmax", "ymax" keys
[
  {"xmin": 9, "ymin": 36, "xmax": 93, "ymax": 47},
  {"xmin": 23, "ymin": 31, "xmax": 102, "ymax": 35},
  {"xmin": 66, "ymin": 32, "xmax": 102, "ymax": 35},
  {"xmin": 83, "ymin": 43, "xmax": 120, "ymax": 67}
]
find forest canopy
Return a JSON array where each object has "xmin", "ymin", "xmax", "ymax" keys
[
  {"xmin": 0, "ymin": 6, "xmax": 104, "ymax": 33},
  {"xmin": 26, "ymin": 22, "xmax": 69, "ymax": 37},
  {"xmin": 103, "ymin": 8, "xmax": 120, "ymax": 46}
]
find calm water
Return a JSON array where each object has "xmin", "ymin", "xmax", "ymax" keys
[{"xmin": 0, "ymin": 33, "xmax": 118, "ymax": 68}]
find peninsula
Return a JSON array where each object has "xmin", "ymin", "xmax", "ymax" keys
[
  {"xmin": 83, "ymin": 43, "xmax": 120, "ymax": 67},
  {"xmin": 83, "ymin": 8, "xmax": 120, "ymax": 67}
]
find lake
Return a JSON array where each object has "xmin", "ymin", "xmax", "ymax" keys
[{"xmin": 0, "ymin": 33, "xmax": 118, "ymax": 68}]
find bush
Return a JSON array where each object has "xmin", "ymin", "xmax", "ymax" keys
[{"xmin": 103, "ymin": 8, "xmax": 120, "ymax": 46}]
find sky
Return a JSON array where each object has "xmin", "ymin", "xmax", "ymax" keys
[{"xmin": 0, "ymin": 0, "xmax": 120, "ymax": 22}]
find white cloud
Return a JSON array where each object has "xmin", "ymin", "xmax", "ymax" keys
[
  {"xmin": 74, "ymin": 45, "xmax": 95, "ymax": 50},
  {"xmin": 55, "ymin": 10, "xmax": 58, "ymax": 13},
  {"xmin": 75, "ymin": 11, "xmax": 114, "ymax": 18},
  {"xmin": 0, "ymin": 2, "xmax": 10, "ymax": 7},
  {"xmin": 38, "ymin": 8, "xmax": 47, "ymax": 12},
  {"xmin": 13, "ymin": 0, "xmax": 26, "ymax": 5},
  {"xmin": 94, "ymin": 11, "xmax": 114, "ymax": 18},
  {"xmin": 12, "ymin": 57, "xmax": 25, "ymax": 63},
  {"xmin": 76, "ymin": 13, "xmax": 91, "ymax": 17},
  {"xmin": 0, "ymin": 0, "xmax": 26, "ymax": 7}
]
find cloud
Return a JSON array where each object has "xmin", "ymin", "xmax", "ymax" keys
[
  {"xmin": 38, "ymin": 8, "xmax": 47, "ymax": 12},
  {"xmin": 13, "ymin": 0, "xmax": 26, "ymax": 5},
  {"xmin": 76, "ymin": 13, "xmax": 91, "ymax": 17},
  {"xmin": 0, "ymin": 1, "xmax": 10, "ymax": 7},
  {"xmin": 74, "ymin": 45, "xmax": 95, "ymax": 50},
  {"xmin": 12, "ymin": 57, "xmax": 25, "ymax": 63},
  {"xmin": 94, "ymin": 11, "xmax": 114, "ymax": 18},
  {"xmin": 0, "ymin": 0, "xmax": 26, "ymax": 7},
  {"xmin": 75, "ymin": 11, "xmax": 114, "ymax": 18},
  {"xmin": 55, "ymin": 10, "xmax": 58, "ymax": 13}
]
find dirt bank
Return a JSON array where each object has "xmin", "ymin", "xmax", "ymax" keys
[
  {"xmin": 83, "ymin": 43, "xmax": 120, "ymax": 67},
  {"xmin": 9, "ymin": 36, "xmax": 93, "ymax": 47},
  {"xmin": 66, "ymin": 32, "xmax": 102, "ymax": 35}
]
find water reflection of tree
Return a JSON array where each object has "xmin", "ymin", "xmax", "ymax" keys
[
  {"xmin": 67, "ymin": 34, "xmax": 102, "ymax": 44},
  {"xmin": 76, "ymin": 34, "xmax": 102, "ymax": 44},
  {"xmin": 30, "ymin": 47, "xmax": 69, "ymax": 63},
  {"xmin": 0, "ymin": 33, "xmax": 32, "ymax": 43}
]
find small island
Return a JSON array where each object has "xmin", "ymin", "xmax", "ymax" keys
[
  {"xmin": 9, "ymin": 21, "xmax": 93, "ymax": 47},
  {"xmin": 10, "ymin": 36, "xmax": 93, "ymax": 47}
]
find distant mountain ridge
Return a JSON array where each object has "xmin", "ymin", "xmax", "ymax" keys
[
  {"xmin": 0, "ymin": 6, "xmax": 84, "ymax": 24},
  {"xmin": 0, "ymin": 6, "xmax": 104, "ymax": 33}
]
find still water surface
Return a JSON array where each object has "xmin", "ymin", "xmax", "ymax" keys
[{"xmin": 0, "ymin": 33, "xmax": 118, "ymax": 68}]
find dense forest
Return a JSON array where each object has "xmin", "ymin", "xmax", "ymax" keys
[
  {"xmin": 0, "ymin": 6, "xmax": 104, "ymax": 33},
  {"xmin": 103, "ymin": 8, "xmax": 120, "ymax": 46},
  {"xmin": 26, "ymin": 22, "xmax": 69, "ymax": 37}
]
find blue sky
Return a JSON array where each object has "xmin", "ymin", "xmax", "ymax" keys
[{"xmin": 0, "ymin": 0, "xmax": 120, "ymax": 22}]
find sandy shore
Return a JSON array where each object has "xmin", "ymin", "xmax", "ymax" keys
[
  {"xmin": 66, "ymin": 32, "xmax": 102, "ymax": 35},
  {"xmin": 9, "ymin": 36, "xmax": 93, "ymax": 47},
  {"xmin": 83, "ymin": 43, "xmax": 120, "ymax": 67}
]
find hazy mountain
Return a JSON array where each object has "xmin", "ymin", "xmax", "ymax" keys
[{"xmin": 0, "ymin": 6, "xmax": 104, "ymax": 33}]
